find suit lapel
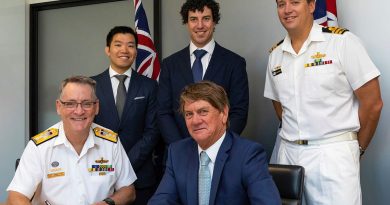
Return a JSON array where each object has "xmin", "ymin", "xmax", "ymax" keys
[
  {"xmin": 186, "ymin": 141, "xmax": 199, "ymax": 205},
  {"xmin": 209, "ymin": 132, "xmax": 232, "ymax": 205},
  {"xmin": 100, "ymin": 70, "xmax": 120, "ymax": 122},
  {"xmin": 121, "ymin": 70, "xmax": 139, "ymax": 122},
  {"xmin": 204, "ymin": 43, "xmax": 224, "ymax": 81},
  {"xmin": 178, "ymin": 46, "xmax": 195, "ymax": 84}
]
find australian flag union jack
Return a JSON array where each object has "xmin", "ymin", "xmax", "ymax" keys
[
  {"xmin": 314, "ymin": 0, "xmax": 338, "ymax": 27},
  {"xmin": 133, "ymin": 0, "xmax": 160, "ymax": 80}
]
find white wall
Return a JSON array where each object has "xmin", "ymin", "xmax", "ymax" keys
[
  {"xmin": 0, "ymin": 0, "xmax": 26, "ymax": 201},
  {"xmin": 338, "ymin": 1, "xmax": 390, "ymax": 204}
]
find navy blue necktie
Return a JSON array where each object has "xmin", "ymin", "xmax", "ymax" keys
[{"xmin": 192, "ymin": 49, "xmax": 207, "ymax": 82}]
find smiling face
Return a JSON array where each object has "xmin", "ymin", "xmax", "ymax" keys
[
  {"xmin": 184, "ymin": 99, "xmax": 228, "ymax": 150},
  {"xmin": 105, "ymin": 33, "xmax": 137, "ymax": 74},
  {"xmin": 56, "ymin": 82, "xmax": 99, "ymax": 139},
  {"xmin": 276, "ymin": 0, "xmax": 315, "ymax": 35},
  {"xmin": 187, "ymin": 6, "xmax": 216, "ymax": 48}
]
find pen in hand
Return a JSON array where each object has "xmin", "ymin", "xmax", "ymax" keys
[{"xmin": 45, "ymin": 200, "xmax": 52, "ymax": 205}]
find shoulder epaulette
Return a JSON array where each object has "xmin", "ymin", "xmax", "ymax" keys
[
  {"xmin": 93, "ymin": 127, "xmax": 118, "ymax": 143},
  {"xmin": 269, "ymin": 39, "xmax": 284, "ymax": 53},
  {"xmin": 322, "ymin": 26, "xmax": 349, "ymax": 34},
  {"xmin": 32, "ymin": 128, "xmax": 59, "ymax": 146}
]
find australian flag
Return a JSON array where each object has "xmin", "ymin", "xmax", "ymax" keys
[
  {"xmin": 133, "ymin": 0, "xmax": 160, "ymax": 80},
  {"xmin": 314, "ymin": 0, "xmax": 338, "ymax": 27}
]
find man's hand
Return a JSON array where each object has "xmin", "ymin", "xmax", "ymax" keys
[{"xmin": 91, "ymin": 185, "xmax": 136, "ymax": 205}]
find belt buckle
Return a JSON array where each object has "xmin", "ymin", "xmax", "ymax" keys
[{"xmin": 295, "ymin": 140, "xmax": 308, "ymax": 145}]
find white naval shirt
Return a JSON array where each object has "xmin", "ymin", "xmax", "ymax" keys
[
  {"xmin": 264, "ymin": 23, "xmax": 380, "ymax": 141},
  {"xmin": 7, "ymin": 122, "xmax": 137, "ymax": 205}
]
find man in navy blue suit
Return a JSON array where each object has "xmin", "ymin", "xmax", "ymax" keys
[
  {"xmin": 149, "ymin": 81, "xmax": 281, "ymax": 205},
  {"xmin": 158, "ymin": 0, "xmax": 249, "ymax": 146},
  {"xmin": 91, "ymin": 26, "xmax": 160, "ymax": 205}
]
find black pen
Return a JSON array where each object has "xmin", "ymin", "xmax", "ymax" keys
[{"xmin": 45, "ymin": 200, "xmax": 52, "ymax": 205}]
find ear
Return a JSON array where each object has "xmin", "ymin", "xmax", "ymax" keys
[
  {"xmin": 56, "ymin": 100, "xmax": 61, "ymax": 115},
  {"xmin": 221, "ymin": 105, "xmax": 229, "ymax": 125},
  {"xmin": 104, "ymin": 46, "xmax": 110, "ymax": 56},
  {"xmin": 95, "ymin": 100, "xmax": 100, "ymax": 115},
  {"xmin": 309, "ymin": 0, "xmax": 316, "ymax": 14}
]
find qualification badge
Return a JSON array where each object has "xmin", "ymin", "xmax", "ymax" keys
[
  {"xmin": 304, "ymin": 52, "xmax": 333, "ymax": 68},
  {"xmin": 89, "ymin": 157, "xmax": 115, "ymax": 176}
]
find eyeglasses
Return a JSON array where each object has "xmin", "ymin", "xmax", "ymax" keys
[{"xmin": 59, "ymin": 100, "xmax": 97, "ymax": 110}]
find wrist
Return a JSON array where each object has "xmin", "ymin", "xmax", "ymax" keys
[
  {"xmin": 103, "ymin": 197, "xmax": 115, "ymax": 205},
  {"xmin": 359, "ymin": 146, "xmax": 366, "ymax": 157}
]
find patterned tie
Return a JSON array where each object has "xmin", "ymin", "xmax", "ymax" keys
[
  {"xmin": 115, "ymin": 75, "xmax": 127, "ymax": 119},
  {"xmin": 192, "ymin": 49, "xmax": 207, "ymax": 82},
  {"xmin": 199, "ymin": 151, "xmax": 211, "ymax": 205}
]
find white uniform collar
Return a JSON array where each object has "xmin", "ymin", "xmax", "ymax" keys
[
  {"xmin": 53, "ymin": 122, "xmax": 96, "ymax": 157},
  {"xmin": 282, "ymin": 22, "xmax": 326, "ymax": 55}
]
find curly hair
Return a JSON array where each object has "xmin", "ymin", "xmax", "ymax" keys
[{"xmin": 180, "ymin": 0, "xmax": 220, "ymax": 24}]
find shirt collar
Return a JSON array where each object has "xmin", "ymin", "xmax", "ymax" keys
[
  {"xmin": 197, "ymin": 131, "xmax": 226, "ymax": 164},
  {"xmin": 190, "ymin": 38, "xmax": 215, "ymax": 56},
  {"xmin": 282, "ymin": 22, "xmax": 325, "ymax": 55},
  {"xmin": 53, "ymin": 121, "xmax": 96, "ymax": 151},
  {"xmin": 109, "ymin": 66, "xmax": 132, "ymax": 79}
]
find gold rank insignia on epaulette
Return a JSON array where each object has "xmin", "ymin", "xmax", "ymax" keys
[
  {"xmin": 322, "ymin": 26, "xmax": 349, "ymax": 34},
  {"xmin": 93, "ymin": 127, "xmax": 118, "ymax": 143},
  {"xmin": 269, "ymin": 39, "xmax": 284, "ymax": 53},
  {"xmin": 32, "ymin": 128, "xmax": 59, "ymax": 146}
]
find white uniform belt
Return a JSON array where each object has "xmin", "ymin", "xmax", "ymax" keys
[{"xmin": 283, "ymin": 132, "xmax": 357, "ymax": 145}]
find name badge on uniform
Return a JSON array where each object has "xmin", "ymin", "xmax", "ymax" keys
[
  {"xmin": 47, "ymin": 161, "xmax": 65, "ymax": 179},
  {"xmin": 305, "ymin": 52, "xmax": 333, "ymax": 68},
  {"xmin": 272, "ymin": 66, "xmax": 282, "ymax": 76}
]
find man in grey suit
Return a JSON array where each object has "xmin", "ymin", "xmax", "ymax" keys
[{"xmin": 158, "ymin": 0, "xmax": 249, "ymax": 147}]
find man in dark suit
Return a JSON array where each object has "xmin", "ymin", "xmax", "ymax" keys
[
  {"xmin": 149, "ymin": 81, "xmax": 281, "ymax": 205},
  {"xmin": 158, "ymin": 0, "xmax": 249, "ymax": 146},
  {"xmin": 91, "ymin": 26, "xmax": 160, "ymax": 205}
]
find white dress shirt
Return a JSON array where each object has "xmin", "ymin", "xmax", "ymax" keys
[
  {"xmin": 109, "ymin": 66, "xmax": 132, "ymax": 102},
  {"xmin": 197, "ymin": 132, "xmax": 226, "ymax": 178},
  {"xmin": 190, "ymin": 39, "xmax": 216, "ymax": 78}
]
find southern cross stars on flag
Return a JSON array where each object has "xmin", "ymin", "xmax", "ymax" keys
[
  {"xmin": 314, "ymin": 0, "xmax": 338, "ymax": 27},
  {"xmin": 133, "ymin": 0, "xmax": 160, "ymax": 80}
]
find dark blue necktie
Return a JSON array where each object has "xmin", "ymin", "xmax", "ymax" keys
[{"xmin": 192, "ymin": 49, "xmax": 207, "ymax": 82}]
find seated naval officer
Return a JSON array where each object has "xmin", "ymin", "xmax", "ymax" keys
[{"xmin": 6, "ymin": 76, "xmax": 137, "ymax": 205}]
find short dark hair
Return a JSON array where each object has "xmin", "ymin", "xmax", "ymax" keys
[
  {"xmin": 180, "ymin": 0, "xmax": 221, "ymax": 24},
  {"xmin": 106, "ymin": 26, "xmax": 138, "ymax": 47},
  {"xmin": 58, "ymin": 75, "xmax": 97, "ymax": 100},
  {"xmin": 180, "ymin": 81, "xmax": 229, "ymax": 126}
]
